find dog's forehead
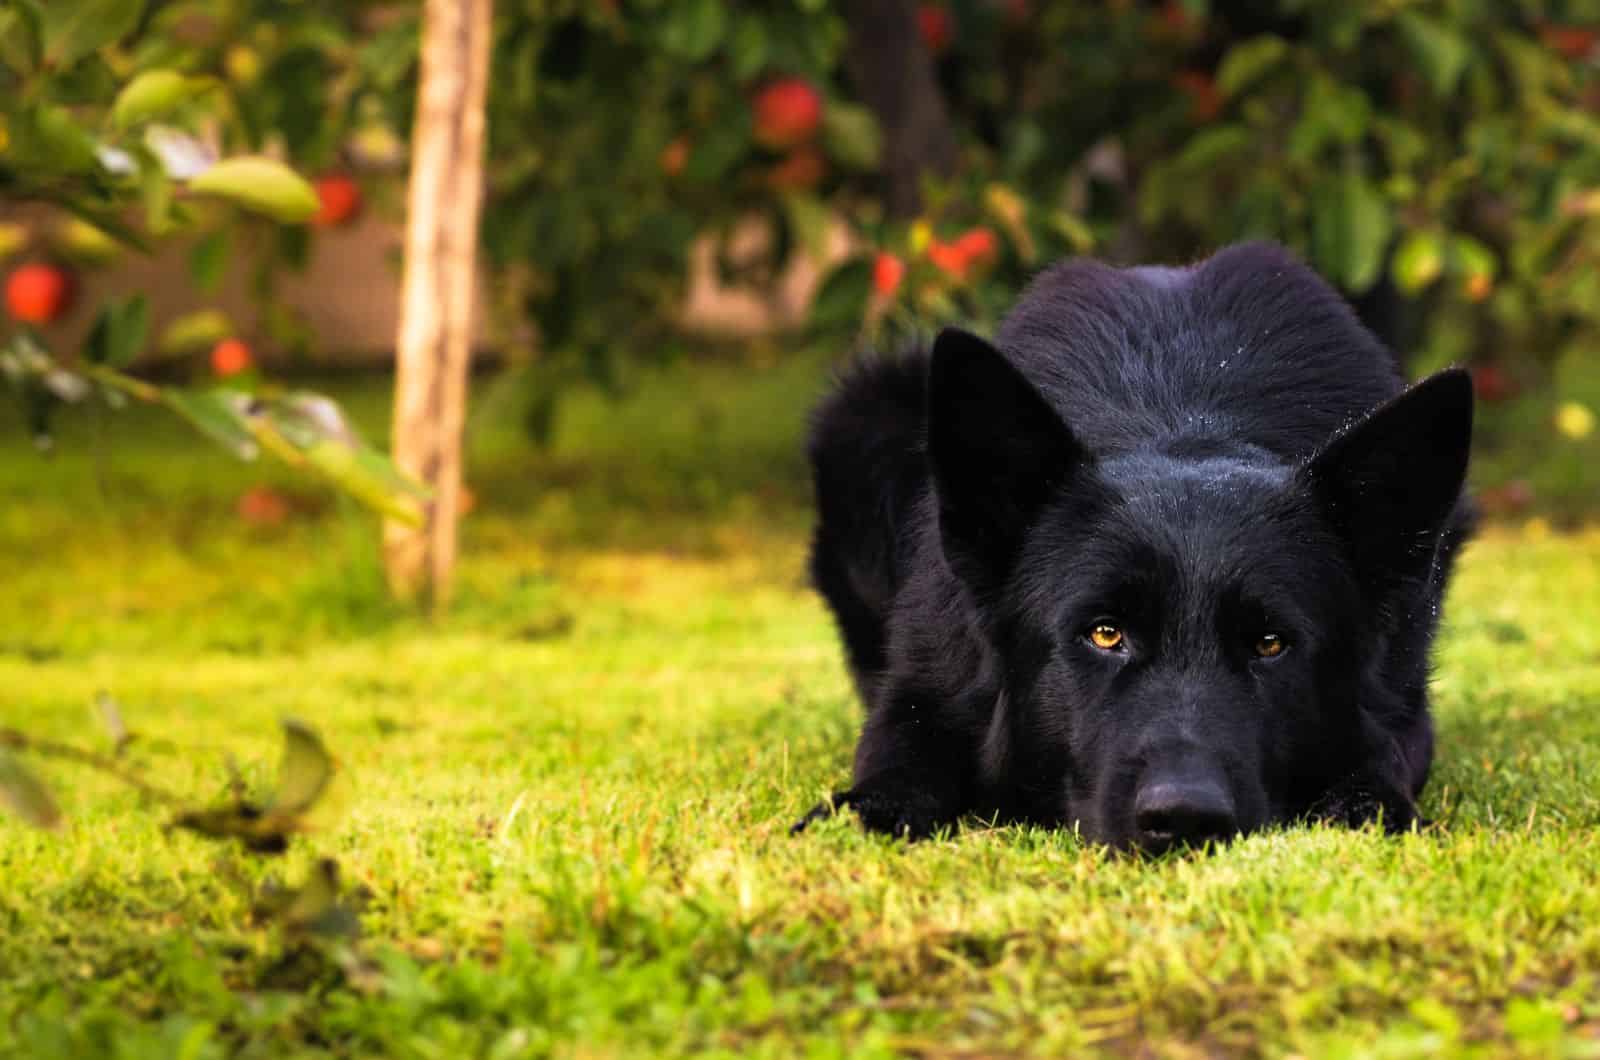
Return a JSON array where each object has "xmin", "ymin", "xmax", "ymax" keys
[
  {"xmin": 1080, "ymin": 450, "xmax": 1306, "ymax": 578},
  {"xmin": 1102, "ymin": 450, "xmax": 1292, "ymax": 520}
]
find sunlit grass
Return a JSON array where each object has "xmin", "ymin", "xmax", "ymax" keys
[{"xmin": 2, "ymin": 359, "xmax": 1598, "ymax": 1058}]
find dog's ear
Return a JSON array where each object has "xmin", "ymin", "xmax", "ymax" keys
[
  {"xmin": 1301, "ymin": 369, "xmax": 1473, "ymax": 591},
  {"xmin": 928, "ymin": 328, "xmax": 1088, "ymax": 593}
]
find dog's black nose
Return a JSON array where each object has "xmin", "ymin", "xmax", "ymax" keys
[{"xmin": 1134, "ymin": 776, "xmax": 1238, "ymax": 849}]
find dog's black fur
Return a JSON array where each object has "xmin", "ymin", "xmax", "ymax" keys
[{"xmin": 798, "ymin": 243, "xmax": 1475, "ymax": 851}]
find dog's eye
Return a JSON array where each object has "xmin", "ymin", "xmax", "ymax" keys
[
  {"xmin": 1254, "ymin": 633, "xmax": 1285, "ymax": 658},
  {"xmin": 1088, "ymin": 623, "xmax": 1125, "ymax": 651}
]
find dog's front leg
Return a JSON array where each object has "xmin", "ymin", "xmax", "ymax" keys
[{"xmin": 793, "ymin": 695, "xmax": 973, "ymax": 839}]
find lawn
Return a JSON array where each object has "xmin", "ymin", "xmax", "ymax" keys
[{"xmin": 2, "ymin": 353, "xmax": 1599, "ymax": 1059}]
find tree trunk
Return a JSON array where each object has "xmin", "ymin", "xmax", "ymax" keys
[
  {"xmin": 844, "ymin": 0, "xmax": 957, "ymax": 219},
  {"xmin": 384, "ymin": 0, "xmax": 493, "ymax": 608}
]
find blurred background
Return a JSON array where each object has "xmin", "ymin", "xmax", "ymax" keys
[{"xmin": 3, "ymin": 0, "xmax": 1599, "ymax": 599}]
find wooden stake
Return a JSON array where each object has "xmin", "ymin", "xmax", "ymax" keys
[{"xmin": 384, "ymin": 0, "xmax": 493, "ymax": 607}]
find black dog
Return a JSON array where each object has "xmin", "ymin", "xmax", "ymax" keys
[{"xmin": 797, "ymin": 243, "xmax": 1474, "ymax": 851}]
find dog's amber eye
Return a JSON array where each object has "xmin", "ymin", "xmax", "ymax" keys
[
  {"xmin": 1254, "ymin": 633, "xmax": 1285, "ymax": 658},
  {"xmin": 1089, "ymin": 623, "xmax": 1124, "ymax": 651}
]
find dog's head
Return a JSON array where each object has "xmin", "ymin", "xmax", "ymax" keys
[{"xmin": 927, "ymin": 328, "xmax": 1473, "ymax": 852}]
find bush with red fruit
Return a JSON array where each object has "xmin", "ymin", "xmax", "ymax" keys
[
  {"xmin": 751, "ymin": 78, "xmax": 823, "ymax": 150},
  {"xmin": 873, "ymin": 253, "xmax": 905, "ymax": 300},
  {"xmin": 313, "ymin": 175, "xmax": 363, "ymax": 228},
  {"xmin": 211, "ymin": 338, "xmax": 255, "ymax": 378},
  {"xmin": 918, "ymin": 6, "xmax": 953, "ymax": 53},
  {"xmin": 5, "ymin": 264, "xmax": 74, "ymax": 325}
]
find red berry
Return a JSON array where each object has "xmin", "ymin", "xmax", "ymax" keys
[
  {"xmin": 918, "ymin": 6, "xmax": 953, "ymax": 53},
  {"xmin": 954, "ymin": 227, "xmax": 999, "ymax": 268},
  {"xmin": 873, "ymin": 252, "xmax": 905, "ymax": 298},
  {"xmin": 1470, "ymin": 364, "xmax": 1515, "ymax": 404},
  {"xmin": 1538, "ymin": 24, "xmax": 1598, "ymax": 60},
  {"xmin": 1478, "ymin": 480, "xmax": 1535, "ymax": 518},
  {"xmin": 313, "ymin": 175, "xmax": 362, "ymax": 227},
  {"xmin": 238, "ymin": 486, "xmax": 291, "ymax": 526},
  {"xmin": 751, "ymin": 79, "xmax": 823, "ymax": 151},
  {"xmin": 1174, "ymin": 70, "xmax": 1222, "ymax": 123},
  {"xmin": 928, "ymin": 240, "xmax": 968, "ymax": 280},
  {"xmin": 765, "ymin": 146, "xmax": 827, "ymax": 191},
  {"xmin": 5, "ymin": 264, "xmax": 73, "ymax": 324},
  {"xmin": 659, "ymin": 137, "xmax": 690, "ymax": 177},
  {"xmin": 211, "ymin": 337, "xmax": 254, "ymax": 377}
]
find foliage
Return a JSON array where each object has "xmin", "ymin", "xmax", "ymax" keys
[
  {"xmin": 3, "ymin": 376, "xmax": 1600, "ymax": 1055},
  {"xmin": 1, "ymin": 705, "xmax": 371, "ymax": 983},
  {"xmin": 0, "ymin": 0, "xmax": 425, "ymax": 522},
  {"xmin": 6, "ymin": 1, "xmax": 1598, "ymax": 498},
  {"xmin": 478, "ymin": 0, "xmax": 1600, "ymax": 484}
]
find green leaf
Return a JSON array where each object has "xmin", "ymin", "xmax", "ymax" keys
[
  {"xmin": 279, "ymin": 858, "xmax": 360, "ymax": 940},
  {"xmin": 168, "ymin": 804, "xmax": 291, "ymax": 854},
  {"xmin": 188, "ymin": 157, "xmax": 320, "ymax": 223},
  {"xmin": 1392, "ymin": 231, "xmax": 1445, "ymax": 295},
  {"xmin": 0, "ymin": 747, "xmax": 62, "ymax": 830},
  {"xmin": 810, "ymin": 258, "xmax": 871, "ymax": 330},
  {"xmin": 45, "ymin": 195, "xmax": 151, "ymax": 253},
  {"xmin": 660, "ymin": 0, "xmax": 726, "ymax": 62},
  {"xmin": 781, "ymin": 193, "xmax": 830, "ymax": 262},
  {"xmin": 268, "ymin": 719, "xmax": 334, "ymax": 817},
  {"xmin": 729, "ymin": 16, "xmax": 767, "ymax": 80},
  {"xmin": 821, "ymin": 102, "xmax": 881, "ymax": 170},
  {"xmin": 1173, "ymin": 125, "xmax": 1252, "ymax": 172},
  {"xmin": 189, "ymin": 230, "xmax": 230, "ymax": 293},
  {"xmin": 1451, "ymin": 235, "xmax": 1496, "ymax": 281},
  {"xmin": 162, "ymin": 388, "xmax": 260, "ymax": 460},
  {"xmin": 1046, "ymin": 210, "xmax": 1095, "ymax": 254},
  {"xmin": 682, "ymin": 120, "xmax": 750, "ymax": 183},
  {"xmin": 0, "ymin": 7, "xmax": 43, "ymax": 75},
  {"xmin": 84, "ymin": 295, "xmax": 150, "ymax": 368},
  {"xmin": 1395, "ymin": 12, "xmax": 1470, "ymax": 98},
  {"xmin": 7, "ymin": 104, "xmax": 99, "ymax": 175},
  {"xmin": 110, "ymin": 70, "xmax": 194, "ymax": 130},
  {"xmin": 157, "ymin": 309, "xmax": 233, "ymax": 355},
  {"xmin": 1216, "ymin": 36, "xmax": 1289, "ymax": 98},
  {"xmin": 39, "ymin": 0, "xmax": 143, "ymax": 67},
  {"xmin": 1311, "ymin": 171, "xmax": 1392, "ymax": 292},
  {"xmin": 246, "ymin": 393, "xmax": 431, "ymax": 525}
]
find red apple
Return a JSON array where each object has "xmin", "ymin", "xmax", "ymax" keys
[
  {"xmin": 873, "ymin": 252, "xmax": 905, "ymax": 299},
  {"xmin": 918, "ymin": 6, "xmax": 953, "ymax": 53},
  {"xmin": 752, "ymin": 79, "xmax": 823, "ymax": 151},
  {"xmin": 313, "ymin": 175, "xmax": 362, "ymax": 227},
  {"xmin": 1174, "ymin": 70, "xmax": 1222, "ymax": 123},
  {"xmin": 766, "ymin": 146, "xmax": 827, "ymax": 191},
  {"xmin": 659, "ymin": 137, "xmax": 690, "ymax": 177},
  {"xmin": 5, "ymin": 263, "xmax": 73, "ymax": 324},
  {"xmin": 1470, "ymin": 364, "xmax": 1516, "ymax": 404},
  {"xmin": 211, "ymin": 337, "xmax": 254, "ymax": 377}
]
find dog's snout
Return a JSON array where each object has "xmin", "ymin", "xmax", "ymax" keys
[{"xmin": 1133, "ymin": 772, "xmax": 1238, "ymax": 850}]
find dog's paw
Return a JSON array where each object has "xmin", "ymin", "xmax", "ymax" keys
[
  {"xmin": 790, "ymin": 791, "xmax": 853, "ymax": 835},
  {"xmin": 791, "ymin": 785, "xmax": 953, "ymax": 840},
  {"xmin": 1308, "ymin": 777, "xmax": 1420, "ymax": 835}
]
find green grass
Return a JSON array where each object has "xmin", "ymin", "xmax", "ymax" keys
[{"xmin": 2, "ymin": 355, "xmax": 1600, "ymax": 1058}]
